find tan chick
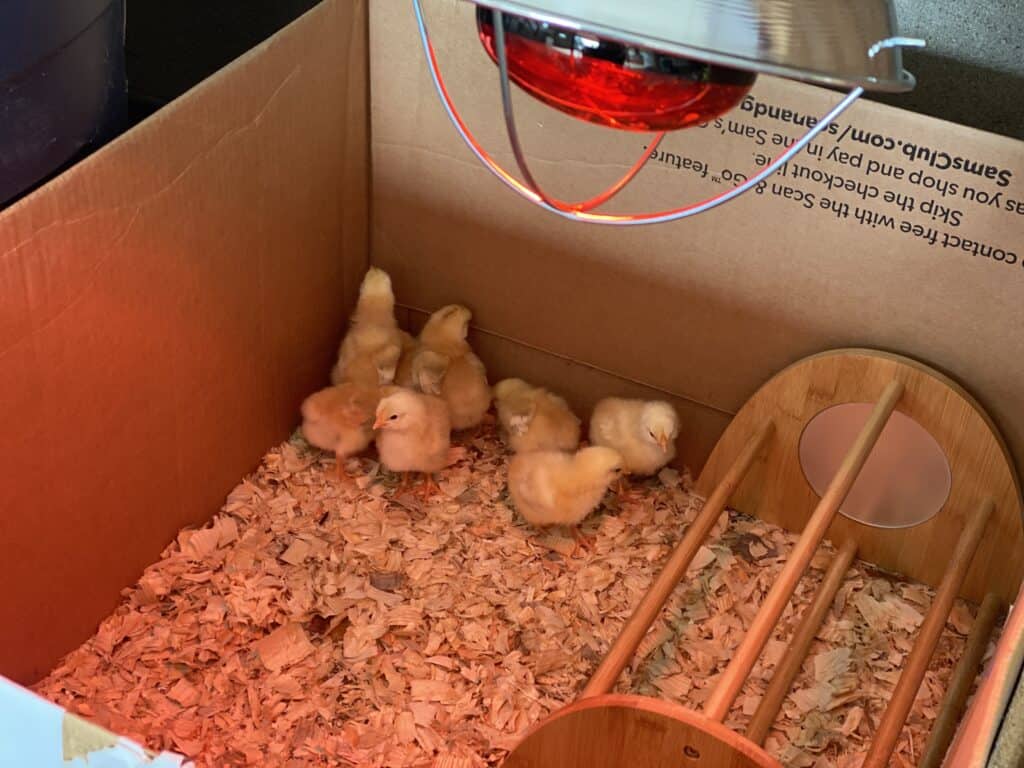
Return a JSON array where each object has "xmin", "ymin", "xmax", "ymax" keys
[
  {"xmin": 493, "ymin": 378, "xmax": 581, "ymax": 453},
  {"xmin": 589, "ymin": 398, "xmax": 679, "ymax": 495},
  {"xmin": 393, "ymin": 329, "xmax": 419, "ymax": 388},
  {"xmin": 373, "ymin": 388, "xmax": 452, "ymax": 498},
  {"xmin": 411, "ymin": 305, "xmax": 491, "ymax": 431},
  {"xmin": 300, "ymin": 383, "xmax": 380, "ymax": 483},
  {"xmin": 508, "ymin": 446, "xmax": 623, "ymax": 551},
  {"xmin": 331, "ymin": 267, "xmax": 405, "ymax": 387}
]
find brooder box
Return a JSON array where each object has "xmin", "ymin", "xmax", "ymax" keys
[{"xmin": 2, "ymin": 1, "xmax": 1023, "ymax": 766}]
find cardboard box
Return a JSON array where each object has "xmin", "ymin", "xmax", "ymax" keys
[
  {"xmin": 1, "ymin": 0, "xmax": 1022, "ymax": 764},
  {"xmin": 0, "ymin": 0, "xmax": 368, "ymax": 687}
]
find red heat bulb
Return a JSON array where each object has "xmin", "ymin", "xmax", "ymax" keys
[{"xmin": 477, "ymin": 9, "xmax": 757, "ymax": 132}]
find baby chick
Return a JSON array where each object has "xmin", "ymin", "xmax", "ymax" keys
[
  {"xmin": 410, "ymin": 349, "xmax": 450, "ymax": 397},
  {"xmin": 493, "ymin": 378, "xmax": 581, "ymax": 453},
  {"xmin": 300, "ymin": 383, "xmax": 380, "ymax": 482},
  {"xmin": 393, "ymin": 329, "xmax": 419, "ymax": 388},
  {"xmin": 373, "ymin": 388, "xmax": 452, "ymax": 498},
  {"xmin": 331, "ymin": 267, "xmax": 405, "ymax": 387},
  {"xmin": 508, "ymin": 446, "xmax": 623, "ymax": 550},
  {"xmin": 410, "ymin": 304, "xmax": 491, "ymax": 431},
  {"xmin": 589, "ymin": 398, "xmax": 680, "ymax": 495}
]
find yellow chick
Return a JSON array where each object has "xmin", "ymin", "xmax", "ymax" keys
[
  {"xmin": 393, "ymin": 329, "xmax": 419, "ymax": 388},
  {"xmin": 493, "ymin": 378, "xmax": 581, "ymax": 453},
  {"xmin": 508, "ymin": 446, "xmax": 623, "ymax": 549},
  {"xmin": 589, "ymin": 398, "xmax": 679, "ymax": 494},
  {"xmin": 331, "ymin": 267, "xmax": 405, "ymax": 387},
  {"xmin": 373, "ymin": 388, "xmax": 452, "ymax": 498},
  {"xmin": 410, "ymin": 305, "xmax": 491, "ymax": 431},
  {"xmin": 410, "ymin": 349, "xmax": 449, "ymax": 396},
  {"xmin": 300, "ymin": 383, "xmax": 380, "ymax": 482}
]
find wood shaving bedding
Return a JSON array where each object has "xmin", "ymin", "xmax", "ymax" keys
[{"xmin": 35, "ymin": 425, "xmax": 999, "ymax": 767}]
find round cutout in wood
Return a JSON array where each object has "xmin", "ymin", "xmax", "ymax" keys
[{"xmin": 799, "ymin": 403, "xmax": 951, "ymax": 529}]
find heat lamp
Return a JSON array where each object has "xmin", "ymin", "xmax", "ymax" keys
[{"xmin": 412, "ymin": 0, "xmax": 925, "ymax": 224}]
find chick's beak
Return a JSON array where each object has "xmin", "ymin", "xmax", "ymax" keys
[
  {"xmin": 657, "ymin": 434, "xmax": 669, "ymax": 452},
  {"xmin": 372, "ymin": 415, "xmax": 386, "ymax": 430}
]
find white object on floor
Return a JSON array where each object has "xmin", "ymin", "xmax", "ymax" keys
[{"xmin": 0, "ymin": 675, "xmax": 191, "ymax": 768}]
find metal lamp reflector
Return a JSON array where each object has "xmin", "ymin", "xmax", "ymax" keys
[{"xmin": 413, "ymin": 0, "xmax": 924, "ymax": 224}]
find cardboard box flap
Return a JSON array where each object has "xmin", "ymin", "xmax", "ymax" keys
[{"xmin": 0, "ymin": 0, "xmax": 368, "ymax": 684}]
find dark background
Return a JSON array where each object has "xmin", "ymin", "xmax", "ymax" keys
[
  {"xmin": 125, "ymin": 0, "xmax": 320, "ymax": 108},
  {"xmin": 5, "ymin": 0, "xmax": 1021, "ymax": 210},
  {"xmin": 876, "ymin": 0, "xmax": 1022, "ymax": 141},
  {"xmin": 123, "ymin": 0, "xmax": 1021, "ymax": 140}
]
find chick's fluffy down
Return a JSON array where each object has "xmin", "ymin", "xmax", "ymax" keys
[
  {"xmin": 393, "ymin": 330, "xmax": 419, "ymax": 388},
  {"xmin": 494, "ymin": 378, "xmax": 581, "ymax": 453},
  {"xmin": 413, "ymin": 305, "xmax": 491, "ymax": 430},
  {"xmin": 331, "ymin": 267, "xmax": 405, "ymax": 387},
  {"xmin": 508, "ymin": 446, "xmax": 622, "ymax": 528},
  {"xmin": 374, "ymin": 389, "xmax": 452, "ymax": 474},
  {"xmin": 301, "ymin": 383, "xmax": 379, "ymax": 459},
  {"xmin": 589, "ymin": 398, "xmax": 679, "ymax": 476},
  {"xmin": 429, "ymin": 354, "xmax": 491, "ymax": 431}
]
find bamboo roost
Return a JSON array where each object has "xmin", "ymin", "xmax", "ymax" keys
[
  {"xmin": 745, "ymin": 538, "xmax": 858, "ymax": 745},
  {"xmin": 503, "ymin": 350, "xmax": 1021, "ymax": 768}
]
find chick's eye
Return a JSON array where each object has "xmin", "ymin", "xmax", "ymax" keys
[{"xmin": 389, "ymin": 414, "xmax": 399, "ymax": 421}]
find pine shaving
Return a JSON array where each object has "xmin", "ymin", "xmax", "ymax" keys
[{"xmin": 34, "ymin": 426, "xmax": 998, "ymax": 766}]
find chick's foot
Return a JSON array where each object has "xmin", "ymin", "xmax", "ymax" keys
[
  {"xmin": 569, "ymin": 526, "xmax": 596, "ymax": 557},
  {"xmin": 615, "ymin": 477, "xmax": 644, "ymax": 503},
  {"xmin": 417, "ymin": 473, "xmax": 441, "ymax": 501},
  {"xmin": 395, "ymin": 472, "xmax": 414, "ymax": 495}
]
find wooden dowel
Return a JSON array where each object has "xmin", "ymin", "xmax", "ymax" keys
[
  {"xmin": 863, "ymin": 497, "xmax": 996, "ymax": 768},
  {"xmin": 580, "ymin": 421, "xmax": 775, "ymax": 699},
  {"xmin": 917, "ymin": 592, "xmax": 1001, "ymax": 768},
  {"xmin": 746, "ymin": 538, "xmax": 859, "ymax": 745},
  {"xmin": 703, "ymin": 379, "xmax": 904, "ymax": 722}
]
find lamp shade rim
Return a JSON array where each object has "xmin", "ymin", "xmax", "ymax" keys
[{"xmin": 474, "ymin": 0, "xmax": 918, "ymax": 93}]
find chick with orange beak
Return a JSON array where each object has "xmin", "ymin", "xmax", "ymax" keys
[
  {"xmin": 373, "ymin": 389, "xmax": 452, "ymax": 499},
  {"xmin": 588, "ymin": 398, "xmax": 680, "ymax": 497}
]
